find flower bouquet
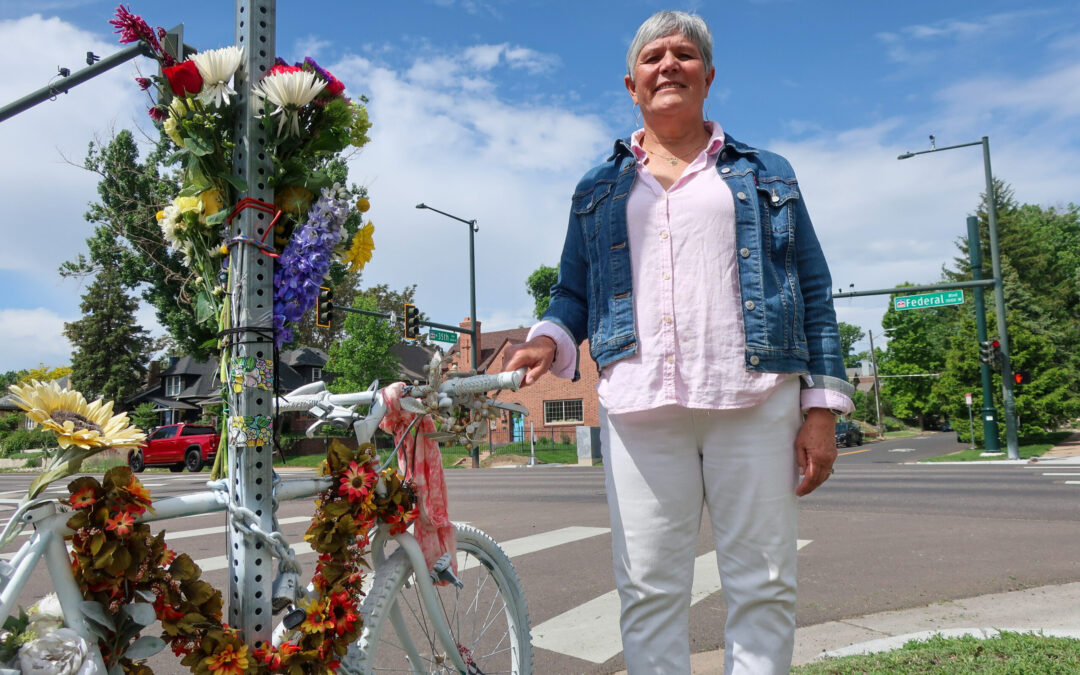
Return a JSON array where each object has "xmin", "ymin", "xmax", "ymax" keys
[{"xmin": 111, "ymin": 4, "xmax": 375, "ymax": 346}]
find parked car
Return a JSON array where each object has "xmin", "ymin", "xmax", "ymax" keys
[
  {"xmin": 835, "ymin": 420, "xmax": 864, "ymax": 448},
  {"xmin": 129, "ymin": 423, "xmax": 220, "ymax": 473}
]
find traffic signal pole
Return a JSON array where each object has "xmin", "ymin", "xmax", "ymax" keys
[{"xmin": 968, "ymin": 216, "xmax": 1001, "ymax": 452}]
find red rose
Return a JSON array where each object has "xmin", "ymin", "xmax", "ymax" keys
[
  {"xmin": 163, "ymin": 60, "xmax": 203, "ymax": 97},
  {"xmin": 323, "ymin": 72, "xmax": 345, "ymax": 97}
]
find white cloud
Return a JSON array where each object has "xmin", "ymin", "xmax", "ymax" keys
[
  {"xmin": 330, "ymin": 50, "xmax": 610, "ymax": 338},
  {"xmin": 876, "ymin": 11, "xmax": 1048, "ymax": 65},
  {"xmin": 0, "ymin": 16, "xmax": 148, "ymax": 275},
  {"xmin": 0, "ymin": 308, "xmax": 73, "ymax": 372}
]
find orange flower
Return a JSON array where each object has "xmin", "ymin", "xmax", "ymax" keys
[
  {"xmin": 68, "ymin": 484, "xmax": 98, "ymax": 510},
  {"xmin": 203, "ymin": 642, "xmax": 249, "ymax": 675},
  {"xmin": 299, "ymin": 597, "xmax": 333, "ymax": 635},
  {"xmin": 105, "ymin": 510, "xmax": 135, "ymax": 537}
]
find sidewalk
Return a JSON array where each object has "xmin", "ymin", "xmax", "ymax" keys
[{"xmin": 618, "ymin": 431, "xmax": 1080, "ymax": 674}]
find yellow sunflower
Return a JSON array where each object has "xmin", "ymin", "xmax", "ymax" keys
[
  {"xmin": 7, "ymin": 380, "xmax": 146, "ymax": 451},
  {"xmin": 343, "ymin": 222, "xmax": 375, "ymax": 273}
]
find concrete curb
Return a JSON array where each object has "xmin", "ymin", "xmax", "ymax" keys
[{"xmin": 816, "ymin": 627, "xmax": 1080, "ymax": 661}]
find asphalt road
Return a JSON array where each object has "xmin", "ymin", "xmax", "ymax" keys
[{"xmin": 1, "ymin": 432, "xmax": 1077, "ymax": 673}]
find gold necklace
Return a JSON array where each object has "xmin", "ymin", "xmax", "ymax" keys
[{"xmin": 646, "ymin": 140, "xmax": 706, "ymax": 167}]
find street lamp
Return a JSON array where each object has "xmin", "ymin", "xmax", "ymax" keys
[
  {"xmin": 898, "ymin": 136, "xmax": 1019, "ymax": 459},
  {"xmin": 415, "ymin": 203, "xmax": 479, "ymax": 372}
]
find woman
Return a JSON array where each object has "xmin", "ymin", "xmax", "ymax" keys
[{"xmin": 504, "ymin": 10, "xmax": 853, "ymax": 675}]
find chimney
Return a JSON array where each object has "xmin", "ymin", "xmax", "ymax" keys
[{"xmin": 458, "ymin": 317, "xmax": 482, "ymax": 372}]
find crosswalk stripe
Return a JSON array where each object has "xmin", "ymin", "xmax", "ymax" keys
[
  {"xmin": 459, "ymin": 526, "xmax": 609, "ymax": 571},
  {"xmin": 1066, "ymin": 481, "xmax": 1080, "ymax": 485},
  {"xmin": 532, "ymin": 539, "xmax": 812, "ymax": 664},
  {"xmin": 164, "ymin": 516, "xmax": 312, "ymax": 542}
]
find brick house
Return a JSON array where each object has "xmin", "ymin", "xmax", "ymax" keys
[{"xmin": 443, "ymin": 318, "xmax": 600, "ymax": 445}]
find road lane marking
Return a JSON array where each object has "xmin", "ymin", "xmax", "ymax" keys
[
  {"xmin": 838, "ymin": 448, "xmax": 873, "ymax": 456},
  {"xmin": 458, "ymin": 526, "xmax": 609, "ymax": 571},
  {"xmin": 531, "ymin": 539, "xmax": 812, "ymax": 664},
  {"xmin": 1066, "ymin": 481, "xmax": 1080, "ymax": 486},
  {"xmin": 163, "ymin": 516, "xmax": 312, "ymax": 542},
  {"xmin": 1041, "ymin": 473, "xmax": 1080, "ymax": 476}
]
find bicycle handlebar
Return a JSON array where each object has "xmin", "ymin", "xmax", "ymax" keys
[{"xmin": 275, "ymin": 368, "xmax": 525, "ymax": 415}]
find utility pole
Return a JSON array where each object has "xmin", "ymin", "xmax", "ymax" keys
[
  {"xmin": 226, "ymin": 0, "xmax": 276, "ymax": 645},
  {"xmin": 868, "ymin": 330, "xmax": 885, "ymax": 438},
  {"xmin": 968, "ymin": 215, "xmax": 1001, "ymax": 452}
]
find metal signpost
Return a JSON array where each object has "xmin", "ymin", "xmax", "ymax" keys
[
  {"xmin": 965, "ymin": 393, "xmax": 975, "ymax": 449},
  {"xmin": 226, "ymin": 0, "xmax": 276, "ymax": 645}
]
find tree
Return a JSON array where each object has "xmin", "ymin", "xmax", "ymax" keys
[
  {"xmin": 18, "ymin": 364, "xmax": 72, "ymax": 384},
  {"xmin": 837, "ymin": 322, "xmax": 865, "ymax": 369},
  {"xmin": 324, "ymin": 292, "xmax": 402, "ymax": 394},
  {"xmin": 526, "ymin": 264, "xmax": 558, "ymax": 320},
  {"xmin": 61, "ymin": 130, "xmax": 218, "ymax": 358},
  {"xmin": 63, "ymin": 266, "xmax": 151, "ymax": 408}
]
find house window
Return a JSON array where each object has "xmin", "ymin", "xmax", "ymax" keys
[
  {"xmin": 165, "ymin": 376, "xmax": 182, "ymax": 397},
  {"xmin": 311, "ymin": 368, "xmax": 322, "ymax": 382},
  {"xmin": 544, "ymin": 399, "xmax": 583, "ymax": 425}
]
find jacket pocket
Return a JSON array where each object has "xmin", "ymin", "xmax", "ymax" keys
[
  {"xmin": 757, "ymin": 179, "xmax": 800, "ymax": 235},
  {"xmin": 573, "ymin": 181, "xmax": 613, "ymax": 241}
]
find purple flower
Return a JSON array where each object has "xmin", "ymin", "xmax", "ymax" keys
[
  {"xmin": 109, "ymin": 5, "xmax": 161, "ymax": 54},
  {"xmin": 147, "ymin": 106, "xmax": 167, "ymax": 121},
  {"xmin": 135, "ymin": 77, "xmax": 152, "ymax": 91},
  {"xmin": 273, "ymin": 187, "xmax": 350, "ymax": 348}
]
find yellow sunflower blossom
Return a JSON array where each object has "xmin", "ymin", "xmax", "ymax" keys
[
  {"xmin": 342, "ymin": 222, "xmax": 375, "ymax": 274},
  {"xmin": 7, "ymin": 380, "xmax": 145, "ymax": 451}
]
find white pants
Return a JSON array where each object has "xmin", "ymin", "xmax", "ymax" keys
[{"xmin": 601, "ymin": 379, "xmax": 801, "ymax": 675}]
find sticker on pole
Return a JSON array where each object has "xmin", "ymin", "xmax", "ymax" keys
[{"xmin": 965, "ymin": 393, "xmax": 973, "ymax": 406}]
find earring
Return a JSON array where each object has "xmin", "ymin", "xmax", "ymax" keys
[
  {"xmin": 704, "ymin": 101, "xmax": 711, "ymax": 121},
  {"xmin": 633, "ymin": 104, "xmax": 641, "ymax": 127}
]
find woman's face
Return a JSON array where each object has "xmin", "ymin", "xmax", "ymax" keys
[{"xmin": 625, "ymin": 32, "xmax": 715, "ymax": 124}]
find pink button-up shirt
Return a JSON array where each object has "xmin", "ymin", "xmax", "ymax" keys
[{"xmin": 531, "ymin": 122, "xmax": 852, "ymax": 416}]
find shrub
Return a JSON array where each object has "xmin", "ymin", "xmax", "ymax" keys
[
  {"xmin": 1, "ymin": 429, "xmax": 58, "ymax": 456},
  {"xmin": 129, "ymin": 402, "xmax": 159, "ymax": 433},
  {"xmin": 23, "ymin": 457, "xmax": 41, "ymax": 468},
  {"xmin": 0, "ymin": 413, "xmax": 20, "ymax": 434}
]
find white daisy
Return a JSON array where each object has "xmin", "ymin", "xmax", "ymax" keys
[
  {"xmin": 190, "ymin": 46, "xmax": 245, "ymax": 107},
  {"xmin": 253, "ymin": 69, "xmax": 326, "ymax": 136}
]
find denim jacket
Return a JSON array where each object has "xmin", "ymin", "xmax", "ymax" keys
[{"xmin": 543, "ymin": 133, "xmax": 853, "ymax": 398}]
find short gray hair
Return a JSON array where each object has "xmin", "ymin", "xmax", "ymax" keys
[{"xmin": 626, "ymin": 10, "xmax": 713, "ymax": 83}]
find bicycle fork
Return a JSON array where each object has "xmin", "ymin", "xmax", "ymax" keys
[{"xmin": 371, "ymin": 527, "xmax": 475, "ymax": 675}]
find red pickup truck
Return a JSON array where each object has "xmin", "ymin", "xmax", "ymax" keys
[{"xmin": 128, "ymin": 423, "xmax": 221, "ymax": 473}]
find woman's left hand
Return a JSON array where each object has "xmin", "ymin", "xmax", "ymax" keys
[{"xmin": 794, "ymin": 408, "xmax": 837, "ymax": 497}]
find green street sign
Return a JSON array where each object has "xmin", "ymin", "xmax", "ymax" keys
[
  {"xmin": 894, "ymin": 289, "xmax": 964, "ymax": 311},
  {"xmin": 429, "ymin": 328, "xmax": 458, "ymax": 344}
]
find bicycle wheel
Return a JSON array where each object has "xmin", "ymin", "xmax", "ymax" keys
[{"xmin": 347, "ymin": 523, "xmax": 532, "ymax": 674}]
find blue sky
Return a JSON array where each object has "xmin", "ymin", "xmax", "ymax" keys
[{"xmin": 1, "ymin": 0, "xmax": 1078, "ymax": 373}]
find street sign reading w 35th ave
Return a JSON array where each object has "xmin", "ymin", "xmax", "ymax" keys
[
  {"xmin": 429, "ymin": 329, "xmax": 458, "ymax": 343},
  {"xmin": 894, "ymin": 289, "xmax": 965, "ymax": 311}
]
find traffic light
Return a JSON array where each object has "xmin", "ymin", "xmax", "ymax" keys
[
  {"xmin": 1014, "ymin": 370, "xmax": 1031, "ymax": 385},
  {"xmin": 978, "ymin": 339, "xmax": 1001, "ymax": 366},
  {"xmin": 316, "ymin": 286, "xmax": 334, "ymax": 328},
  {"xmin": 403, "ymin": 303, "xmax": 420, "ymax": 340}
]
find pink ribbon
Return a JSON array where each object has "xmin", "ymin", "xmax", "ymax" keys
[{"xmin": 378, "ymin": 383, "xmax": 457, "ymax": 574}]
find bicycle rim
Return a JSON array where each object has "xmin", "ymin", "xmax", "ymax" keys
[{"xmin": 348, "ymin": 523, "xmax": 532, "ymax": 674}]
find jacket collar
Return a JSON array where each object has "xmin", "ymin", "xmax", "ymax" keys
[{"xmin": 609, "ymin": 131, "xmax": 759, "ymax": 161}]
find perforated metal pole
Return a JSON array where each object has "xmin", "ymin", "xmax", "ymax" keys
[{"xmin": 227, "ymin": 0, "xmax": 275, "ymax": 646}]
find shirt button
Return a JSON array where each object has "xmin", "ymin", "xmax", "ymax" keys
[
  {"xmin": 744, "ymin": 300, "xmax": 755, "ymax": 311},
  {"xmin": 736, "ymin": 191, "xmax": 747, "ymax": 200},
  {"xmin": 663, "ymin": 272, "xmax": 671, "ymax": 280},
  {"xmin": 660, "ymin": 231, "xmax": 669, "ymax": 239},
  {"xmin": 663, "ymin": 315, "xmax": 672, "ymax": 325},
  {"xmin": 720, "ymin": 167, "xmax": 731, "ymax": 174},
  {"xmin": 666, "ymin": 355, "xmax": 675, "ymax": 364},
  {"xmin": 739, "ymin": 247, "xmax": 751, "ymax": 258},
  {"xmin": 749, "ymin": 355, "xmax": 760, "ymax": 366}
]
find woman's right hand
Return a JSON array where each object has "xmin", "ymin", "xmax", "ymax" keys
[{"xmin": 502, "ymin": 336, "xmax": 557, "ymax": 387}]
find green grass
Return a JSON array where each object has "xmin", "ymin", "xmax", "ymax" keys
[
  {"xmin": 921, "ymin": 431, "xmax": 1073, "ymax": 462},
  {"xmin": 791, "ymin": 631, "xmax": 1080, "ymax": 674}
]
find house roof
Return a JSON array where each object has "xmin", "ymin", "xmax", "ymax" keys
[
  {"xmin": 447, "ymin": 327, "xmax": 530, "ymax": 372},
  {"xmin": 281, "ymin": 346, "xmax": 328, "ymax": 368},
  {"xmin": 392, "ymin": 343, "xmax": 439, "ymax": 382}
]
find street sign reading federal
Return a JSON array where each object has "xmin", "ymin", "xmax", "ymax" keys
[
  {"xmin": 893, "ymin": 289, "xmax": 964, "ymax": 311},
  {"xmin": 429, "ymin": 329, "xmax": 458, "ymax": 344}
]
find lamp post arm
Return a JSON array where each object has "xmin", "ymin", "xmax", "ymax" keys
[
  {"xmin": 416, "ymin": 203, "xmax": 479, "ymax": 231},
  {"xmin": 897, "ymin": 139, "xmax": 982, "ymax": 160}
]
